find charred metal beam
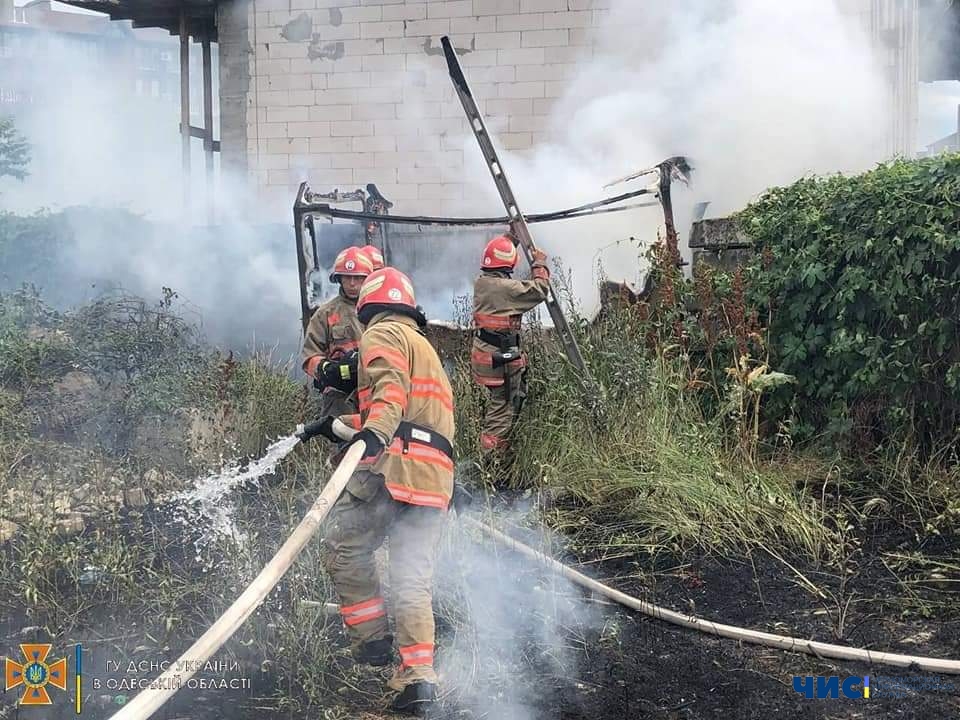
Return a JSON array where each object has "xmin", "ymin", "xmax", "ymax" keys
[{"xmin": 180, "ymin": 4, "xmax": 190, "ymax": 214}]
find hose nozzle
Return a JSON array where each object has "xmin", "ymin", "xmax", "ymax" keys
[
  {"xmin": 296, "ymin": 419, "xmax": 327, "ymax": 443},
  {"xmin": 296, "ymin": 417, "xmax": 355, "ymax": 444}
]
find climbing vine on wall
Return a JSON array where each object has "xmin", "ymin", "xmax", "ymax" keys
[{"xmin": 738, "ymin": 154, "xmax": 960, "ymax": 450}]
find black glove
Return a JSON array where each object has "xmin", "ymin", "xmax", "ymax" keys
[
  {"xmin": 316, "ymin": 416, "xmax": 339, "ymax": 442},
  {"xmin": 451, "ymin": 482, "xmax": 473, "ymax": 514},
  {"xmin": 341, "ymin": 350, "xmax": 359, "ymax": 380},
  {"xmin": 297, "ymin": 416, "xmax": 337, "ymax": 443},
  {"xmin": 319, "ymin": 351, "xmax": 359, "ymax": 393},
  {"xmin": 352, "ymin": 428, "xmax": 384, "ymax": 460},
  {"xmin": 313, "ymin": 360, "xmax": 330, "ymax": 391}
]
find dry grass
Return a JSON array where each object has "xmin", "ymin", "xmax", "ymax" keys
[{"xmin": 2, "ymin": 285, "xmax": 957, "ymax": 716}]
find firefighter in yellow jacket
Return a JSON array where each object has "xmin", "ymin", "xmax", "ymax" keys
[
  {"xmin": 301, "ymin": 246, "xmax": 375, "ymax": 417},
  {"xmin": 472, "ymin": 234, "xmax": 550, "ymax": 461},
  {"xmin": 302, "ymin": 267, "xmax": 456, "ymax": 714}
]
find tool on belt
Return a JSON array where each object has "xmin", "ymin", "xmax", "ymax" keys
[{"xmin": 475, "ymin": 329, "xmax": 522, "ymax": 369}]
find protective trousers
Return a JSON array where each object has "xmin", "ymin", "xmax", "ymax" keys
[
  {"xmin": 321, "ymin": 470, "xmax": 446, "ymax": 691},
  {"xmin": 480, "ymin": 362, "xmax": 528, "ymax": 457}
]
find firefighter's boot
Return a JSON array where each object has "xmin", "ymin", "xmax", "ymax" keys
[{"xmin": 391, "ymin": 681, "xmax": 437, "ymax": 715}]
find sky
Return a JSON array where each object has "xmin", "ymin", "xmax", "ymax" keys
[{"xmin": 919, "ymin": 81, "xmax": 960, "ymax": 146}]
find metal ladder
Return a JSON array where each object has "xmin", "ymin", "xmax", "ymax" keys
[{"xmin": 441, "ymin": 37, "xmax": 601, "ymax": 399}]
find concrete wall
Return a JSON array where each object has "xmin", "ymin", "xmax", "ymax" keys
[
  {"xmin": 838, "ymin": 0, "xmax": 919, "ymax": 157},
  {"xmin": 217, "ymin": 0, "xmax": 917, "ymax": 217},
  {"xmin": 218, "ymin": 2, "xmax": 252, "ymax": 182},
  {"xmin": 219, "ymin": 0, "xmax": 607, "ymax": 215}
]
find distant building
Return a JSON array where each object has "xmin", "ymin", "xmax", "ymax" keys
[
  {"xmin": 0, "ymin": 0, "xmax": 206, "ymax": 125},
  {"xmin": 919, "ymin": 130, "xmax": 959, "ymax": 156}
]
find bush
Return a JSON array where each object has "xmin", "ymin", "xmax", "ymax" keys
[
  {"xmin": 0, "ymin": 286, "xmax": 74, "ymax": 389},
  {"xmin": 740, "ymin": 154, "xmax": 960, "ymax": 451}
]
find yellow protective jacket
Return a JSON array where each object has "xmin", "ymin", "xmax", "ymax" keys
[
  {"xmin": 301, "ymin": 292, "xmax": 363, "ymax": 378},
  {"xmin": 470, "ymin": 261, "xmax": 550, "ymax": 387},
  {"xmin": 339, "ymin": 313, "xmax": 455, "ymax": 510}
]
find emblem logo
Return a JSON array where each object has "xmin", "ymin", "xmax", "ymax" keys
[{"xmin": 5, "ymin": 644, "xmax": 68, "ymax": 705}]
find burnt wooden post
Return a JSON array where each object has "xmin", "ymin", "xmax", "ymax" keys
[
  {"xmin": 202, "ymin": 32, "xmax": 214, "ymax": 224},
  {"xmin": 658, "ymin": 163, "xmax": 680, "ymax": 267}
]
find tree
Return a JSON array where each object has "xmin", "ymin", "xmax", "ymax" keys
[{"xmin": 0, "ymin": 116, "xmax": 30, "ymax": 181}]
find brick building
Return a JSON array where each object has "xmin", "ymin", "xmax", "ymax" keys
[
  {"xmin": 216, "ymin": 0, "xmax": 611, "ymax": 214},
  {"xmin": 222, "ymin": 0, "xmax": 928, "ymax": 216},
  {"xmin": 62, "ymin": 0, "xmax": 927, "ymax": 219}
]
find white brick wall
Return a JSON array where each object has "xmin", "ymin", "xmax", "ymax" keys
[{"xmin": 232, "ymin": 0, "xmax": 605, "ymax": 212}]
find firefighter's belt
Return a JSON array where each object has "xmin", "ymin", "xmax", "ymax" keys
[
  {"xmin": 395, "ymin": 421, "xmax": 454, "ymax": 460},
  {"xmin": 476, "ymin": 328, "xmax": 520, "ymax": 350}
]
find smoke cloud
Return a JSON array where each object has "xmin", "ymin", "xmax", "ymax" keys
[
  {"xmin": 434, "ymin": 504, "xmax": 602, "ymax": 719},
  {"xmin": 446, "ymin": 0, "xmax": 888, "ymax": 315},
  {"xmin": 2, "ymin": 0, "xmax": 889, "ymax": 353},
  {"xmin": 0, "ymin": 13, "xmax": 306, "ymax": 355}
]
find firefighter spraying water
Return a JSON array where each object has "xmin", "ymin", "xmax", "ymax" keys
[{"xmin": 298, "ymin": 267, "xmax": 464, "ymax": 714}]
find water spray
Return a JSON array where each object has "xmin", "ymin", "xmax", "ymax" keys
[{"xmin": 106, "ymin": 441, "xmax": 365, "ymax": 720}]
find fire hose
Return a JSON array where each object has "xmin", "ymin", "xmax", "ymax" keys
[
  {"xmin": 108, "ymin": 451, "xmax": 960, "ymax": 720},
  {"xmin": 106, "ymin": 441, "xmax": 366, "ymax": 720},
  {"xmin": 464, "ymin": 517, "xmax": 960, "ymax": 675}
]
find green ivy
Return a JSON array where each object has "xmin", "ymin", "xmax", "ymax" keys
[{"xmin": 739, "ymin": 154, "xmax": 960, "ymax": 450}]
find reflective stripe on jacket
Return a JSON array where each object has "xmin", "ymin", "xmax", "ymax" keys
[
  {"xmin": 301, "ymin": 292, "xmax": 363, "ymax": 377},
  {"xmin": 339, "ymin": 313, "xmax": 455, "ymax": 509},
  {"xmin": 471, "ymin": 267, "xmax": 549, "ymax": 386}
]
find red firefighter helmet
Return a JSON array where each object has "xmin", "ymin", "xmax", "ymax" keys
[
  {"xmin": 357, "ymin": 268, "xmax": 416, "ymax": 312},
  {"xmin": 329, "ymin": 246, "xmax": 375, "ymax": 283},
  {"xmin": 481, "ymin": 235, "xmax": 518, "ymax": 270},
  {"xmin": 361, "ymin": 244, "xmax": 385, "ymax": 271}
]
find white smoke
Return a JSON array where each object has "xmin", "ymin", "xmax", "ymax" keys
[
  {"xmin": 3, "ymin": 22, "xmax": 199, "ymax": 216},
  {"xmin": 0, "ymin": 8, "xmax": 304, "ymax": 354},
  {"xmin": 2, "ymin": 0, "xmax": 890, "ymax": 348},
  {"xmin": 446, "ymin": 0, "xmax": 888, "ymax": 316},
  {"xmin": 434, "ymin": 504, "xmax": 603, "ymax": 718}
]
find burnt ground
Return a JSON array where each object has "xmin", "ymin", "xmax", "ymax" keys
[
  {"xmin": 396, "ymin": 514, "xmax": 959, "ymax": 720},
  {"xmin": 2, "ymin": 508, "xmax": 958, "ymax": 720},
  {"xmin": 496, "ymin": 555, "xmax": 960, "ymax": 720}
]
